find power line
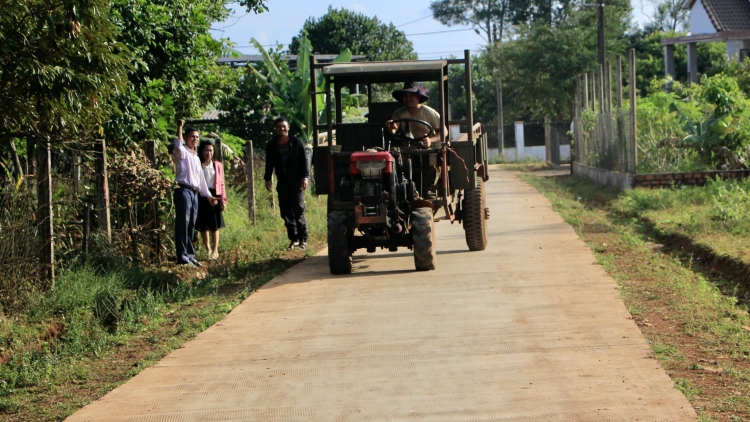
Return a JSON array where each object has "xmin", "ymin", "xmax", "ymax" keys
[
  {"xmin": 212, "ymin": 12, "xmax": 249, "ymax": 32},
  {"xmin": 395, "ymin": 15, "xmax": 433, "ymax": 27},
  {"xmin": 406, "ymin": 28, "xmax": 475, "ymax": 36}
]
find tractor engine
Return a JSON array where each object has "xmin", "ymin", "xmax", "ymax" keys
[{"xmin": 347, "ymin": 151, "xmax": 398, "ymax": 229}]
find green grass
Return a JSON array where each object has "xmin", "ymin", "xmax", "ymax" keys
[
  {"xmin": 0, "ymin": 178, "xmax": 327, "ymax": 421},
  {"xmin": 519, "ymin": 172, "xmax": 750, "ymax": 421},
  {"xmin": 490, "ymin": 154, "xmax": 546, "ymax": 166}
]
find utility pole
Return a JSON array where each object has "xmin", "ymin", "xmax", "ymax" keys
[
  {"xmin": 597, "ymin": 0, "xmax": 605, "ymax": 67},
  {"xmin": 584, "ymin": 1, "xmax": 606, "ymax": 67}
]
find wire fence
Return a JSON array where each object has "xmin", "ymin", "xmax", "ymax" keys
[
  {"xmin": 0, "ymin": 139, "xmax": 266, "ymax": 314},
  {"xmin": 574, "ymin": 109, "xmax": 636, "ymax": 172},
  {"xmin": 572, "ymin": 50, "xmax": 638, "ymax": 173}
]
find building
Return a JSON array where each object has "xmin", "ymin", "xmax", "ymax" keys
[{"xmin": 661, "ymin": 0, "xmax": 750, "ymax": 83}]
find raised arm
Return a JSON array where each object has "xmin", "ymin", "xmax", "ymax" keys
[
  {"xmin": 173, "ymin": 119, "xmax": 185, "ymax": 160},
  {"xmin": 177, "ymin": 119, "xmax": 184, "ymax": 141}
]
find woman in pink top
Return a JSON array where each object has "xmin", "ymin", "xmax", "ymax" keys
[{"xmin": 195, "ymin": 140, "xmax": 227, "ymax": 260}]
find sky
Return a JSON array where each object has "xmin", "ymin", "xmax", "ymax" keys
[{"xmin": 210, "ymin": 1, "xmax": 656, "ymax": 60}]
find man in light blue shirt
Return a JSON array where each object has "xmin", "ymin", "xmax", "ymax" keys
[{"xmin": 173, "ymin": 119, "xmax": 218, "ymax": 267}]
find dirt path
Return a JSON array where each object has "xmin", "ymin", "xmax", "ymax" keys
[{"xmin": 66, "ymin": 168, "xmax": 695, "ymax": 421}]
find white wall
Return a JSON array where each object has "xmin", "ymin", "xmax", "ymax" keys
[
  {"xmin": 689, "ymin": 0, "xmax": 716, "ymax": 35},
  {"xmin": 490, "ymin": 145, "xmax": 571, "ymax": 162}
]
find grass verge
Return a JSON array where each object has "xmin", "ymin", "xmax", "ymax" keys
[
  {"xmin": 516, "ymin": 168, "xmax": 750, "ymax": 422},
  {"xmin": 0, "ymin": 186, "xmax": 326, "ymax": 422}
]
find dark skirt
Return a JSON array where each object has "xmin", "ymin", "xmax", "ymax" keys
[{"xmin": 195, "ymin": 188, "xmax": 225, "ymax": 232}]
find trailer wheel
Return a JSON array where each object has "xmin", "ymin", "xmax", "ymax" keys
[
  {"xmin": 411, "ymin": 208, "xmax": 436, "ymax": 271},
  {"xmin": 328, "ymin": 211, "xmax": 352, "ymax": 274},
  {"xmin": 463, "ymin": 179, "xmax": 487, "ymax": 251}
]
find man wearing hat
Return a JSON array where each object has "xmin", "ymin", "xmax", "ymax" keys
[{"xmin": 385, "ymin": 81, "xmax": 447, "ymax": 198}]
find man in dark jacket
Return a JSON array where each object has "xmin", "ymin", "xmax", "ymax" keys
[{"xmin": 264, "ymin": 116, "xmax": 311, "ymax": 250}]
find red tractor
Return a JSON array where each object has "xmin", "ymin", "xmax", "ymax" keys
[{"xmin": 310, "ymin": 51, "xmax": 490, "ymax": 274}]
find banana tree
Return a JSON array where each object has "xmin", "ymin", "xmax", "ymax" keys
[{"xmin": 248, "ymin": 36, "xmax": 351, "ymax": 142}]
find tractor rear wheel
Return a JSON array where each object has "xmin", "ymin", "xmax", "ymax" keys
[
  {"xmin": 328, "ymin": 211, "xmax": 352, "ymax": 274},
  {"xmin": 463, "ymin": 179, "xmax": 487, "ymax": 251},
  {"xmin": 411, "ymin": 207, "xmax": 436, "ymax": 271}
]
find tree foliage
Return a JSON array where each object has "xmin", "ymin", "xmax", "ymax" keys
[
  {"xmin": 642, "ymin": 0, "xmax": 689, "ymax": 33},
  {"xmin": 431, "ymin": 0, "xmax": 513, "ymax": 44},
  {"xmin": 425, "ymin": 54, "xmax": 497, "ymax": 124},
  {"xmin": 628, "ymin": 30, "xmax": 727, "ymax": 96},
  {"xmin": 0, "ymin": 0, "xmax": 130, "ymax": 144},
  {"xmin": 488, "ymin": 0, "xmax": 632, "ymax": 121},
  {"xmin": 288, "ymin": 7, "xmax": 416, "ymax": 61},
  {"xmin": 0, "ymin": 0, "xmax": 268, "ymax": 155},
  {"xmin": 220, "ymin": 37, "xmax": 351, "ymax": 150},
  {"xmin": 105, "ymin": 0, "xmax": 241, "ymax": 147},
  {"xmin": 430, "ymin": 0, "xmax": 573, "ymax": 44}
]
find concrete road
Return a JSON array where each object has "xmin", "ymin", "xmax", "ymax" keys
[{"xmin": 67, "ymin": 168, "xmax": 696, "ymax": 421}]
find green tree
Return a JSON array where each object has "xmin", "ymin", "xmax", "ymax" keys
[
  {"xmin": 425, "ymin": 54, "xmax": 497, "ymax": 124},
  {"xmin": 288, "ymin": 7, "xmax": 416, "ymax": 61},
  {"xmin": 642, "ymin": 0, "xmax": 689, "ymax": 33},
  {"xmin": 220, "ymin": 38, "xmax": 352, "ymax": 150},
  {"xmin": 430, "ymin": 0, "xmax": 574, "ymax": 45},
  {"xmin": 628, "ymin": 30, "xmax": 727, "ymax": 95},
  {"xmin": 431, "ymin": 0, "xmax": 514, "ymax": 44},
  {"xmin": 488, "ymin": 0, "xmax": 632, "ymax": 121},
  {"xmin": 105, "ymin": 0, "xmax": 251, "ymax": 147},
  {"xmin": 0, "ymin": 0, "xmax": 130, "ymax": 174}
]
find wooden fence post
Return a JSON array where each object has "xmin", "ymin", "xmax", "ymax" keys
[
  {"xmin": 245, "ymin": 140, "xmax": 257, "ymax": 224},
  {"xmin": 72, "ymin": 151, "xmax": 82, "ymax": 193},
  {"xmin": 269, "ymin": 174, "xmax": 276, "ymax": 210},
  {"xmin": 214, "ymin": 137, "xmax": 224, "ymax": 163},
  {"xmin": 582, "ymin": 73, "xmax": 589, "ymax": 110},
  {"xmin": 544, "ymin": 117, "xmax": 551, "ymax": 165},
  {"xmin": 145, "ymin": 140, "xmax": 161, "ymax": 259},
  {"xmin": 629, "ymin": 48, "xmax": 638, "ymax": 173},
  {"xmin": 82, "ymin": 205, "xmax": 90, "ymax": 260},
  {"xmin": 496, "ymin": 79, "xmax": 504, "ymax": 156},
  {"xmin": 94, "ymin": 139, "xmax": 111, "ymax": 242},
  {"xmin": 616, "ymin": 55, "xmax": 623, "ymax": 109},
  {"xmin": 605, "ymin": 60, "xmax": 612, "ymax": 113},
  {"xmin": 590, "ymin": 71, "xmax": 596, "ymax": 111},
  {"xmin": 597, "ymin": 64, "xmax": 604, "ymax": 114},
  {"xmin": 36, "ymin": 137, "xmax": 54, "ymax": 285}
]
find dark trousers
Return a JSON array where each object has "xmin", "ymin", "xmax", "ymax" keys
[
  {"xmin": 174, "ymin": 187, "xmax": 198, "ymax": 264},
  {"xmin": 277, "ymin": 183, "xmax": 307, "ymax": 242}
]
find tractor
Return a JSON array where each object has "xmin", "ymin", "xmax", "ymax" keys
[{"xmin": 309, "ymin": 51, "xmax": 490, "ymax": 274}]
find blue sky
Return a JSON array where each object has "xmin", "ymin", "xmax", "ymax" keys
[{"xmin": 210, "ymin": 0, "xmax": 655, "ymax": 60}]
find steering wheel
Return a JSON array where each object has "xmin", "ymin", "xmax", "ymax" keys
[{"xmin": 385, "ymin": 118, "xmax": 435, "ymax": 144}]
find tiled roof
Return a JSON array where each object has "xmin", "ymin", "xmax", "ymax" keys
[
  {"xmin": 218, "ymin": 54, "xmax": 366, "ymax": 66},
  {"xmin": 700, "ymin": 0, "xmax": 750, "ymax": 31},
  {"xmin": 200, "ymin": 109, "xmax": 226, "ymax": 120}
]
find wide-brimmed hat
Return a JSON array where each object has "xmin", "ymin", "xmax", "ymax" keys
[{"xmin": 392, "ymin": 81, "xmax": 429, "ymax": 103}]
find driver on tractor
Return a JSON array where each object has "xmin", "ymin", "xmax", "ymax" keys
[{"xmin": 385, "ymin": 81, "xmax": 447, "ymax": 200}]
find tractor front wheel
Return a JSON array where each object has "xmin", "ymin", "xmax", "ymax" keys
[
  {"xmin": 411, "ymin": 208, "xmax": 436, "ymax": 271},
  {"xmin": 463, "ymin": 179, "xmax": 487, "ymax": 251},
  {"xmin": 328, "ymin": 211, "xmax": 352, "ymax": 274}
]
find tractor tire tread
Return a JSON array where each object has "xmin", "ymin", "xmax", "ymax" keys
[
  {"xmin": 328, "ymin": 211, "xmax": 352, "ymax": 274},
  {"xmin": 411, "ymin": 208, "xmax": 436, "ymax": 271},
  {"xmin": 463, "ymin": 179, "xmax": 488, "ymax": 251}
]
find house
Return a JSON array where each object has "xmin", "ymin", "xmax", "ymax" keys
[{"xmin": 661, "ymin": 0, "xmax": 750, "ymax": 83}]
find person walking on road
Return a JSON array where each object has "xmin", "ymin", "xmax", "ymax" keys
[
  {"xmin": 173, "ymin": 120, "xmax": 218, "ymax": 267},
  {"xmin": 264, "ymin": 116, "xmax": 310, "ymax": 251},
  {"xmin": 195, "ymin": 140, "xmax": 226, "ymax": 260}
]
